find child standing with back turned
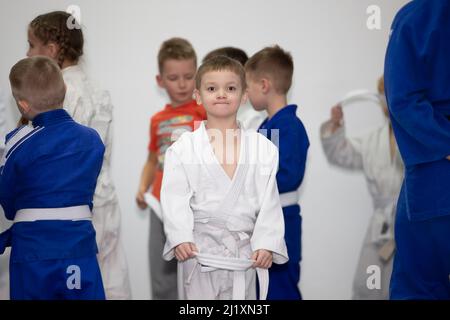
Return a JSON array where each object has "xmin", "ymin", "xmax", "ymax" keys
[{"xmin": 245, "ymin": 45, "xmax": 310, "ymax": 300}]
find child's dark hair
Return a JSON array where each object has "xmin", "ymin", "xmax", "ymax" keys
[
  {"xmin": 203, "ymin": 47, "xmax": 249, "ymax": 66},
  {"xmin": 29, "ymin": 11, "xmax": 84, "ymax": 67}
]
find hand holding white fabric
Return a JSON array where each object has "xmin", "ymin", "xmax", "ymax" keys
[
  {"xmin": 251, "ymin": 249, "xmax": 273, "ymax": 269},
  {"xmin": 175, "ymin": 242, "xmax": 198, "ymax": 262}
]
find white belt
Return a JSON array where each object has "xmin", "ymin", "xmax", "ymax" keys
[
  {"xmin": 279, "ymin": 190, "xmax": 300, "ymax": 208},
  {"xmin": 192, "ymin": 252, "xmax": 269, "ymax": 300},
  {"xmin": 14, "ymin": 205, "xmax": 92, "ymax": 223}
]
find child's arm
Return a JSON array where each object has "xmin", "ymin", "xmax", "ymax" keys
[
  {"xmin": 136, "ymin": 151, "xmax": 158, "ymax": 209},
  {"xmin": 160, "ymin": 144, "xmax": 195, "ymax": 261},
  {"xmin": 385, "ymin": 18, "xmax": 450, "ymax": 166},
  {"xmin": 320, "ymin": 104, "xmax": 364, "ymax": 170}
]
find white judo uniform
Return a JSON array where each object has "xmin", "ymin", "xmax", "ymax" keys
[
  {"xmin": 62, "ymin": 65, "xmax": 131, "ymax": 300},
  {"xmin": 321, "ymin": 119, "xmax": 403, "ymax": 299},
  {"xmin": 0, "ymin": 88, "xmax": 9, "ymax": 300},
  {"xmin": 161, "ymin": 122, "xmax": 288, "ymax": 300},
  {"xmin": 237, "ymin": 104, "xmax": 267, "ymax": 131}
]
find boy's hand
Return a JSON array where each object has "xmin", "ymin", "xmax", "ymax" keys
[
  {"xmin": 136, "ymin": 190, "xmax": 148, "ymax": 209},
  {"xmin": 251, "ymin": 249, "xmax": 273, "ymax": 269},
  {"xmin": 175, "ymin": 242, "xmax": 198, "ymax": 262},
  {"xmin": 447, "ymin": 155, "xmax": 450, "ymax": 161},
  {"xmin": 330, "ymin": 104, "xmax": 343, "ymax": 133}
]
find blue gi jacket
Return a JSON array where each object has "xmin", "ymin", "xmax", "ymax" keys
[
  {"xmin": 0, "ymin": 109, "xmax": 105, "ymax": 261},
  {"xmin": 385, "ymin": 0, "xmax": 450, "ymax": 220}
]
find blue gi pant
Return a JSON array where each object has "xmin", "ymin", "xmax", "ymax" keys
[
  {"xmin": 390, "ymin": 184, "xmax": 450, "ymax": 299},
  {"xmin": 267, "ymin": 206, "xmax": 302, "ymax": 300}
]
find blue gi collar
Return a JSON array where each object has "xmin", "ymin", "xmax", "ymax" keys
[
  {"xmin": 260, "ymin": 105, "xmax": 298, "ymax": 128},
  {"xmin": 32, "ymin": 109, "xmax": 72, "ymax": 127}
]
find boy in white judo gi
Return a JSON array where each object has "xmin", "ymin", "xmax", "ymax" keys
[{"xmin": 160, "ymin": 56, "xmax": 288, "ymax": 300}]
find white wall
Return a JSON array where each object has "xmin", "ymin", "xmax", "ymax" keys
[{"xmin": 0, "ymin": 0, "xmax": 408, "ymax": 299}]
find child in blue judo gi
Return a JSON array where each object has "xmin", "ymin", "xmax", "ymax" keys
[
  {"xmin": 245, "ymin": 45, "xmax": 310, "ymax": 300},
  {"xmin": 385, "ymin": 0, "xmax": 450, "ymax": 300},
  {"xmin": 0, "ymin": 56, "xmax": 106, "ymax": 300}
]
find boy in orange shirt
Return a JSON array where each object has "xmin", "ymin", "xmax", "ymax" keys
[{"xmin": 136, "ymin": 38, "xmax": 206, "ymax": 299}]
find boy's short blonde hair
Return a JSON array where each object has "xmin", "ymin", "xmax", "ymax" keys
[
  {"xmin": 245, "ymin": 45, "xmax": 294, "ymax": 94},
  {"xmin": 9, "ymin": 56, "xmax": 66, "ymax": 110},
  {"xmin": 195, "ymin": 55, "xmax": 246, "ymax": 91},
  {"xmin": 158, "ymin": 37, "xmax": 197, "ymax": 73}
]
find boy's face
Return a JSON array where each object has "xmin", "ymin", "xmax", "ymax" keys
[
  {"xmin": 246, "ymin": 73, "xmax": 267, "ymax": 111},
  {"xmin": 157, "ymin": 58, "xmax": 196, "ymax": 107},
  {"xmin": 194, "ymin": 70, "xmax": 246, "ymax": 119}
]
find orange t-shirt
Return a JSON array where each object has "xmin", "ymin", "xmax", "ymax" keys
[{"xmin": 149, "ymin": 100, "xmax": 207, "ymax": 200}]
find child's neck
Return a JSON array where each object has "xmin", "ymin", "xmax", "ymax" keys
[
  {"xmin": 170, "ymin": 99, "xmax": 192, "ymax": 108},
  {"xmin": 205, "ymin": 115, "xmax": 239, "ymax": 134},
  {"xmin": 266, "ymin": 94, "xmax": 288, "ymax": 119},
  {"xmin": 61, "ymin": 59, "xmax": 77, "ymax": 70}
]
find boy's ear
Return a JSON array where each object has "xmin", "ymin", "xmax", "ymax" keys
[
  {"xmin": 241, "ymin": 89, "xmax": 248, "ymax": 105},
  {"xmin": 156, "ymin": 75, "xmax": 164, "ymax": 89},
  {"xmin": 17, "ymin": 100, "xmax": 31, "ymax": 114},
  {"xmin": 193, "ymin": 89, "xmax": 202, "ymax": 105},
  {"xmin": 261, "ymin": 78, "xmax": 270, "ymax": 94}
]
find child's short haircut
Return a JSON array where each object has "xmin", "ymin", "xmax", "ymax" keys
[
  {"xmin": 158, "ymin": 38, "xmax": 197, "ymax": 73},
  {"xmin": 30, "ymin": 11, "xmax": 84, "ymax": 67},
  {"xmin": 195, "ymin": 55, "xmax": 246, "ymax": 91},
  {"xmin": 245, "ymin": 45, "xmax": 294, "ymax": 94},
  {"xmin": 9, "ymin": 56, "xmax": 66, "ymax": 110},
  {"xmin": 203, "ymin": 47, "xmax": 249, "ymax": 66}
]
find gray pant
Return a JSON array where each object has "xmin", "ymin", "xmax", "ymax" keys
[
  {"xmin": 149, "ymin": 209, "xmax": 178, "ymax": 300},
  {"xmin": 352, "ymin": 228, "xmax": 394, "ymax": 300}
]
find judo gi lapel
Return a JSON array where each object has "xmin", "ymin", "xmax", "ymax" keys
[
  {"xmin": 0, "ymin": 125, "xmax": 44, "ymax": 174},
  {"xmin": 193, "ymin": 122, "xmax": 249, "ymax": 215}
]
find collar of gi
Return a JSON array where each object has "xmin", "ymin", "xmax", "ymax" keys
[
  {"xmin": 260, "ymin": 104, "xmax": 298, "ymax": 129},
  {"xmin": 32, "ymin": 109, "xmax": 72, "ymax": 127}
]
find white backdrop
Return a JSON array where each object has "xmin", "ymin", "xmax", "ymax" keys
[{"xmin": 0, "ymin": 0, "xmax": 408, "ymax": 299}]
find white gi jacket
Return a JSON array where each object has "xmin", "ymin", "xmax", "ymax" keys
[
  {"xmin": 161, "ymin": 122, "xmax": 288, "ymax": 299},
  {"xmin": 321, "ymin": 119, "xmax": 404, "ymax": 243},
  {"xmin": 237, "ymin": 104, "xmax": 267, "ymax": 131},
  {"xmin": 62, "ymin": 65, "xmax": 131, "ymax": 300},
  {"xmin": 0, "ymin": 89, "xmax": 6, "ymax": 159}
]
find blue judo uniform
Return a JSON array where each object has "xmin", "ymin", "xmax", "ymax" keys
[
  {"xmin": 385, "ymin": 0, "xmax": 450, "ymax": 299},
  {"xmin": 0, "ymin": 109, "xmax": 106, "ymax": 300},
  {"xmin": 259, "ymin": 105, "xmax": 309, "ymax": 300}
]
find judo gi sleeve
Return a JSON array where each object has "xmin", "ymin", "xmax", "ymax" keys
[
  {"xmin": 275, "ymin": 123, "xmax": 309, "ymax": 193},
  {"xmin": 160, "ymin": 146, "xmax": 195, "ymax": 261},
  {"xmin": 385, "ymin": 23, "xmax": 450, "ymax": 165},
  {"xmin": 320, "ymin": 121, "xmax": 364, "ymax": 170},
  {"xmin": 251, "ymin": 148, "xmax": 289, "ymax": 265}
]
